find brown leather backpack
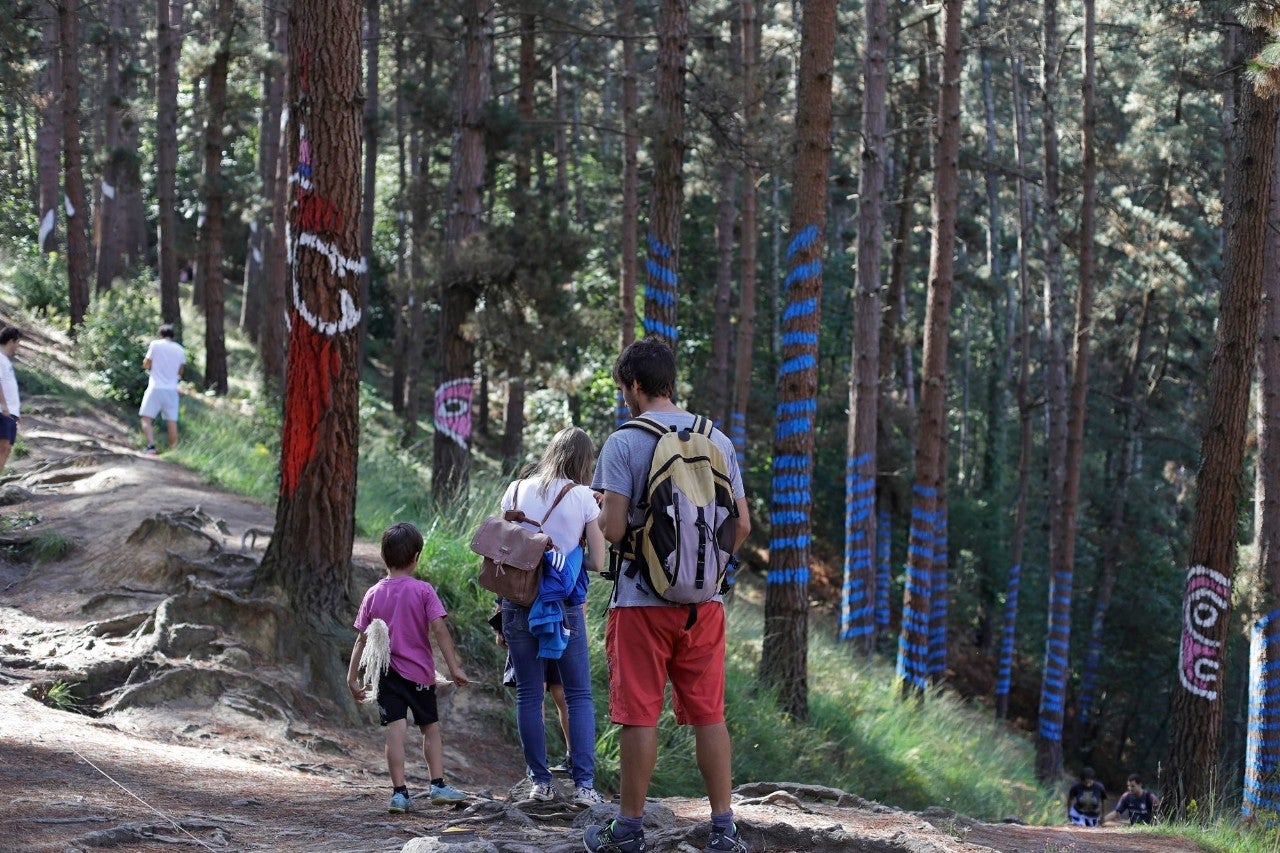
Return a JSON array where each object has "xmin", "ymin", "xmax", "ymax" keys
[{"xmin": 471, "ymin": 481, "xmax": 574, "ymax": 607}]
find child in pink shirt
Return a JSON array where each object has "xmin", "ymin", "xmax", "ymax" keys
[{"xmin": 347, "ymin": 522, "xmax": 470, "ymax": 813}]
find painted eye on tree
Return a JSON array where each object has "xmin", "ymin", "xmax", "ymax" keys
[{"xmin": 434, "ymin": 379, "xmax": 473, "ymax": 450}]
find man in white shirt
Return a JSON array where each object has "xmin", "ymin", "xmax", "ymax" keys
[
  {"xmin": 0, "ymin": 327, "xmax": 22, "ymax": 474},
  {"xmin": 139, "ymin": 324, "xmax": 186, "ymax": 454}
]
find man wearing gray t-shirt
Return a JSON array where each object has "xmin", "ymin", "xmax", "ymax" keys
[{"xmin": 584, "ymin": 338, "xmax": 751, "ymax": 853}]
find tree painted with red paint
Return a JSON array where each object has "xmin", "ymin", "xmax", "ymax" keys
[{"xmin": 256, "ymin": 0, "xmax": 364, "ymax": 664}]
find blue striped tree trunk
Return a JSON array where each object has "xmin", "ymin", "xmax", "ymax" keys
[
  {"xmin": 758, "ymin": 0, "xmax": 835, "ymax": 721},
  {"xmin": 875, "ymin": 507, "xmax": 892, "ymax": 636},
  {"xmin": 641, "ymin": 0, "xmax": 686, "ymax": 346}
]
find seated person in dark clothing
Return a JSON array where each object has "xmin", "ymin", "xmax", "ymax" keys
[
  {"xmin": 1104, "ymin": 773, "xmax": 1158, "ymax": 825},
  {"xmin": 1067, "ymin": 766, "xmax": 1107, "ymax": 827}
]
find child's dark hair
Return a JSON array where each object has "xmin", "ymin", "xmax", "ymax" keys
[
  {"xmin": 381, "ymin": 522, "xmax": 424, "ymax": 569},
  {"xmin": 1128, "ymin": 772, "xmax": 1143, "ymax": 785},
  {"xmin": 613, "ymin": 337, "xmax": 676, "ymax": 400},
  {"xmin": 0, "ymin": 327, "xmax": 22, "ymax": 346},
  {"xmin": 158, "ymin": 323, "xmax": 176, "ymax": 339}
]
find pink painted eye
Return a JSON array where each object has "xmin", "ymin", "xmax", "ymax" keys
[{"xmin": 434, "ymin": 379, "xmax": 473, "ymax": 449}]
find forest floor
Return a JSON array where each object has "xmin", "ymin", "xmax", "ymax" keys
[{"xmin": 0, "ymin": 325, "xmax": 1207, "ymax": 852}]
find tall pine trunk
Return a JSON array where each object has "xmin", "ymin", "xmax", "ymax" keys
[
  {"xmin": 759, "ymin": 0, "xmax": 836, "ymax": 722},
  {"xmin": 59, "ymin": 0, "xmax": 89, "ymax": 330},
  {"xmin": 260, "ymin": 0, "xmax": 290, "ymax": 392},
  {"xmin": 1246, "ymin": 122, "xmax": 1280, "ymax": 817},
  {"xmin": 242, "ymin": 0, "xmax": 287, "ymax": 344},
  {"xmin": 1164, "ymin": 19, "xmax": 1277, "ymax": 817},
  {"xmin": 432, "ymin": 0, "xmax": 491, "ymax": 500},
  {"xmin": 37, "ymin": 2, "xmax": 61, "ymax": 255},
  {"xmin": 156, "ymin": 0, "xmax": 185, "ymax": 333},
  {"xmin": 257, "ymin": 0, "xmax": 365, "ymax": 633},
  {"xmin": 729, "ymin": 0, "xmax": 760, "ymax": 462},
  {"xmin": 996, "ymin": 51, "xmax": 1035, "ymax": 720},
  {"xmin": 93, "ymin": 0, "xmax": 124, "ymax": 294},
  {"xmin": 641, "ymin": 0, "xmax": 687, "ymax": 346},
  {"xmin": 358, "ymin": 0, "xmax": 379, "ymax": 364},
  {"xmin": 617, "ymin": 0, "xmax": 639, "ymax": 426},
  {"xmin": 198, "ymin": 0, "xmax": 234, "ymax": 395},
  {"xmin": 840, "ymin": 0, "xmax": 887, "ymax": 655},
  {"xmin": 896, "ymin": 0, "xmax": 963, "ymax": 697},
  {"xmin": 1035, "ymin": 0, "xmax": 1071, "ymax": 781}
]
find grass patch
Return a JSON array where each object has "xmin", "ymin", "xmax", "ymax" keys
[{"xmin": 41, "ymin": 679, "xmax": 80, "ymax": 712}]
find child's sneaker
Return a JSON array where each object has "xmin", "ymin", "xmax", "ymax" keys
[
  {"xmin": 387, "ymin": 791, "xmax": 411, "ymax": 813},
  {"xmin": 704, "ymin": 823, "xmax": 748, "ymax": 853},
  {"xmin": 144, "ymin": 445, "xmax": 157, "ymax": 456},
  {"xmin": 584, "ymin": 820, "xmax": 646, "ymax": 852},
  {"xmin": 548, "ymin": 754, "xmax": 571, "ymax": 773},
  {"xmin": 429, "ymin": 782, "xmax": 468, "ymax": 804},
  {"xmin": 574, "ymin": 786, "xmax": 605, "ymax": 807}
]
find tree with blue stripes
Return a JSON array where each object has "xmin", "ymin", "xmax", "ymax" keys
[
  {"xmin": 758, "ymin": 0, "xmax": 835, "ymax": 722},
  {"xmin": 839, "ymin": 0, "xmax": 888, "ymax": 657},
  {"xmin": 896, "ymin": 0, "xmax": 963, "ymax": 699},
  {"xmin": 640, "ymin": 0, "xmax": 687, "ymax": 348}
]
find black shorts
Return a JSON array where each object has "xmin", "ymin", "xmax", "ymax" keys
[
  {"xmin": 0, "ymin": 414, "xmax": 18, "ymax": 444},
  {"xmin": 376, "ymin": 668, "xmax": 438, "ymax": 727}
]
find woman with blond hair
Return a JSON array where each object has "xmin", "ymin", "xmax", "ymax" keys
[{"xmin": 500, "ymin": 426, "xmax": 606, "ymax": 806}]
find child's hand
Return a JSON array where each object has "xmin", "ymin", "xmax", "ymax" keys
[
  {"xmin": 348, "ymin": 678, "xmax": 367, "ymax": 702},
  {"xmin": 450, "ymin": 667, "xmax": 470, "ymax": 688}
]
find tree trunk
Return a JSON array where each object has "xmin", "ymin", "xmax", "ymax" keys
[
  {"xmin": 1247, "ymin": 141, "xmax": 1280, "ymax": 817},
  {"xmin": 641, "ymin": 0, "xmax": 688, "ymax": 346},
  {"xmin": 358, "ymin": 0, "xmax": 379, "ymax": 365},
  {"xmin": 199, "ymin": 0, "xmax": 234, "ymax": 395},
  {"xmin": 257, "ymin": 0, "xmax": 365, "ymax": 652},
  {"xmin": 617, "ymin": 0, "xmax": 639, "ymax": 426},
  {"xmin": 896, "ymin": 0, "xmax": 962, "ymax": 698},
  {"xmin": 59, "ymin": 0, "xmax": 90, "ymax": 331},
  {"xmin": 729, "ymin": 0, "xmax": 760, "ymax": 462},
  {"xmin": 759, "ymin": 0, "xmax": 836, "ymax": 722},
  {"xmin": 242, "ymin": 0, "xmax": 287, "ymax": 344},
  {"xmin": 553, "ymin": 56, "xmax": 570, "ymax": 222},
  {"xmin": 432, "ymin": 0, "xmax": 491, "ymax": 501},
  {"xmin": 996, "ymin": 49, "xmax": 1035, "ymax": 722},
  {"xmin": 156, "ymin": 0, "xmax": 185, "ymax": 334},
  {"xmin": 1164, "ymin": 20, "xmax": 1277, "ymax": 818},
  {"xmin": 502, "ymin": 378, "xmax": 525, "ymax": 465},
  {"xmin": 1035, "ymin": 0, "xmax": 1071, "ymax": 782},
  {"xmin": 1075, "ymin": 288, "xmax": 1158, "ymax": 738},
  {"xmin": 37, "ymin": 2, "xmax": 61, "ymax": 254},
  {"xmin": 708, "ymin": 152, "xmax": 737, "ymax": 429},
  {"xmin": 390, "ymin": 3, "xmax": 409, "ymax": 415},
  {"xmin": 260, "ymin": 0, "xmax": 290, "ymax": 393},
  {"xmin": 117, "ymin": 0, "xmax": 148, "ymax": 270},
  {"xmin": 839, "ymin": 0, "xmax": 887, "ymax": 656},
  {"xmin": 93, "ymin": 0, "xmax": 124, "ymax": 294}
]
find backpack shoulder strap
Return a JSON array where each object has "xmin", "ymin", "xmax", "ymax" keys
[
  {"xmin": 538, "ymin": 481, "xmax": 577, "ymax": 527},
  {"xmin": 619, "ymin": 415, "xmax": 669, "ymax": 440}
]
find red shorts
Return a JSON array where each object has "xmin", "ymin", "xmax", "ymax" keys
[{"xmin": 605, "ymin": 602, "xmax": 726, "ymax": 727}]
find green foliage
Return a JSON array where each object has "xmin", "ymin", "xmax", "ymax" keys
[
  {"xmin": 40, "ymin": 679, "xmax": 80, "ymax": 712},
  {"xmin": 78, "ymin": 278, "xmax": 160, "ymax": 408},
  {"xmin": 7, "ymin": 247, "xmax": 69, "ymax": 319}
]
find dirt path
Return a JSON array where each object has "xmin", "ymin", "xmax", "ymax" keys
[{"xmin": 0, "ymin": 337, "xmax": 1209, "ymax": 852}]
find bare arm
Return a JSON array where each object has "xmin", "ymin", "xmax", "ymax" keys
[
  {"xmin": 346, "ymin": 632, "xmax": 367, "ymax": 702},
  {"xmin": 143, "ymin": 357, "xmax": 153, "ymax": 371},
  {"xmin": 584, "ymin": 514, "xmax": 607, "ymax": 573},
  {"xmin": 599, "ymin": 490, "xmax": 630, "ymax": 545},
  {"xmin": 430, "ymin": 617, "xmax": 469, "ymax": 686}
]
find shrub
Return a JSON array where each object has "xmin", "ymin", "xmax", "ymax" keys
[
  {"xmin": 10, "ymin": 248, "xmax": 69, "ymax": 318},
  {"xmin": 78, "ymin": 277, "xmax": 160, "ymax": 407}
]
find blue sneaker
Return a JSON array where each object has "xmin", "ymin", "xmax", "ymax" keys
[
  {"xmin": 388, "ymin": 791, "xmax": 411, "ymax": 813},
  {"xmin": 584, "ymin": 820, "xmax": 646, "ymax": 852},
  {"xmin": 705, "ymin": 823, "xmax": 748, "ymax": 853},
  {"xmin": 430, "ymin": 782, "xmax": 468, "ymax": 804}
]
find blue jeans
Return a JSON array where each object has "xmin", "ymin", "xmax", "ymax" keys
[{"xmin": 502, "ymin": 600, "xmax": 596, "ymax": 788}]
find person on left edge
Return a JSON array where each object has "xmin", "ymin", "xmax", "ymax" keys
[{"xmin": 0, "ymin": 327, "xmax": 23, "ymax": 474}]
